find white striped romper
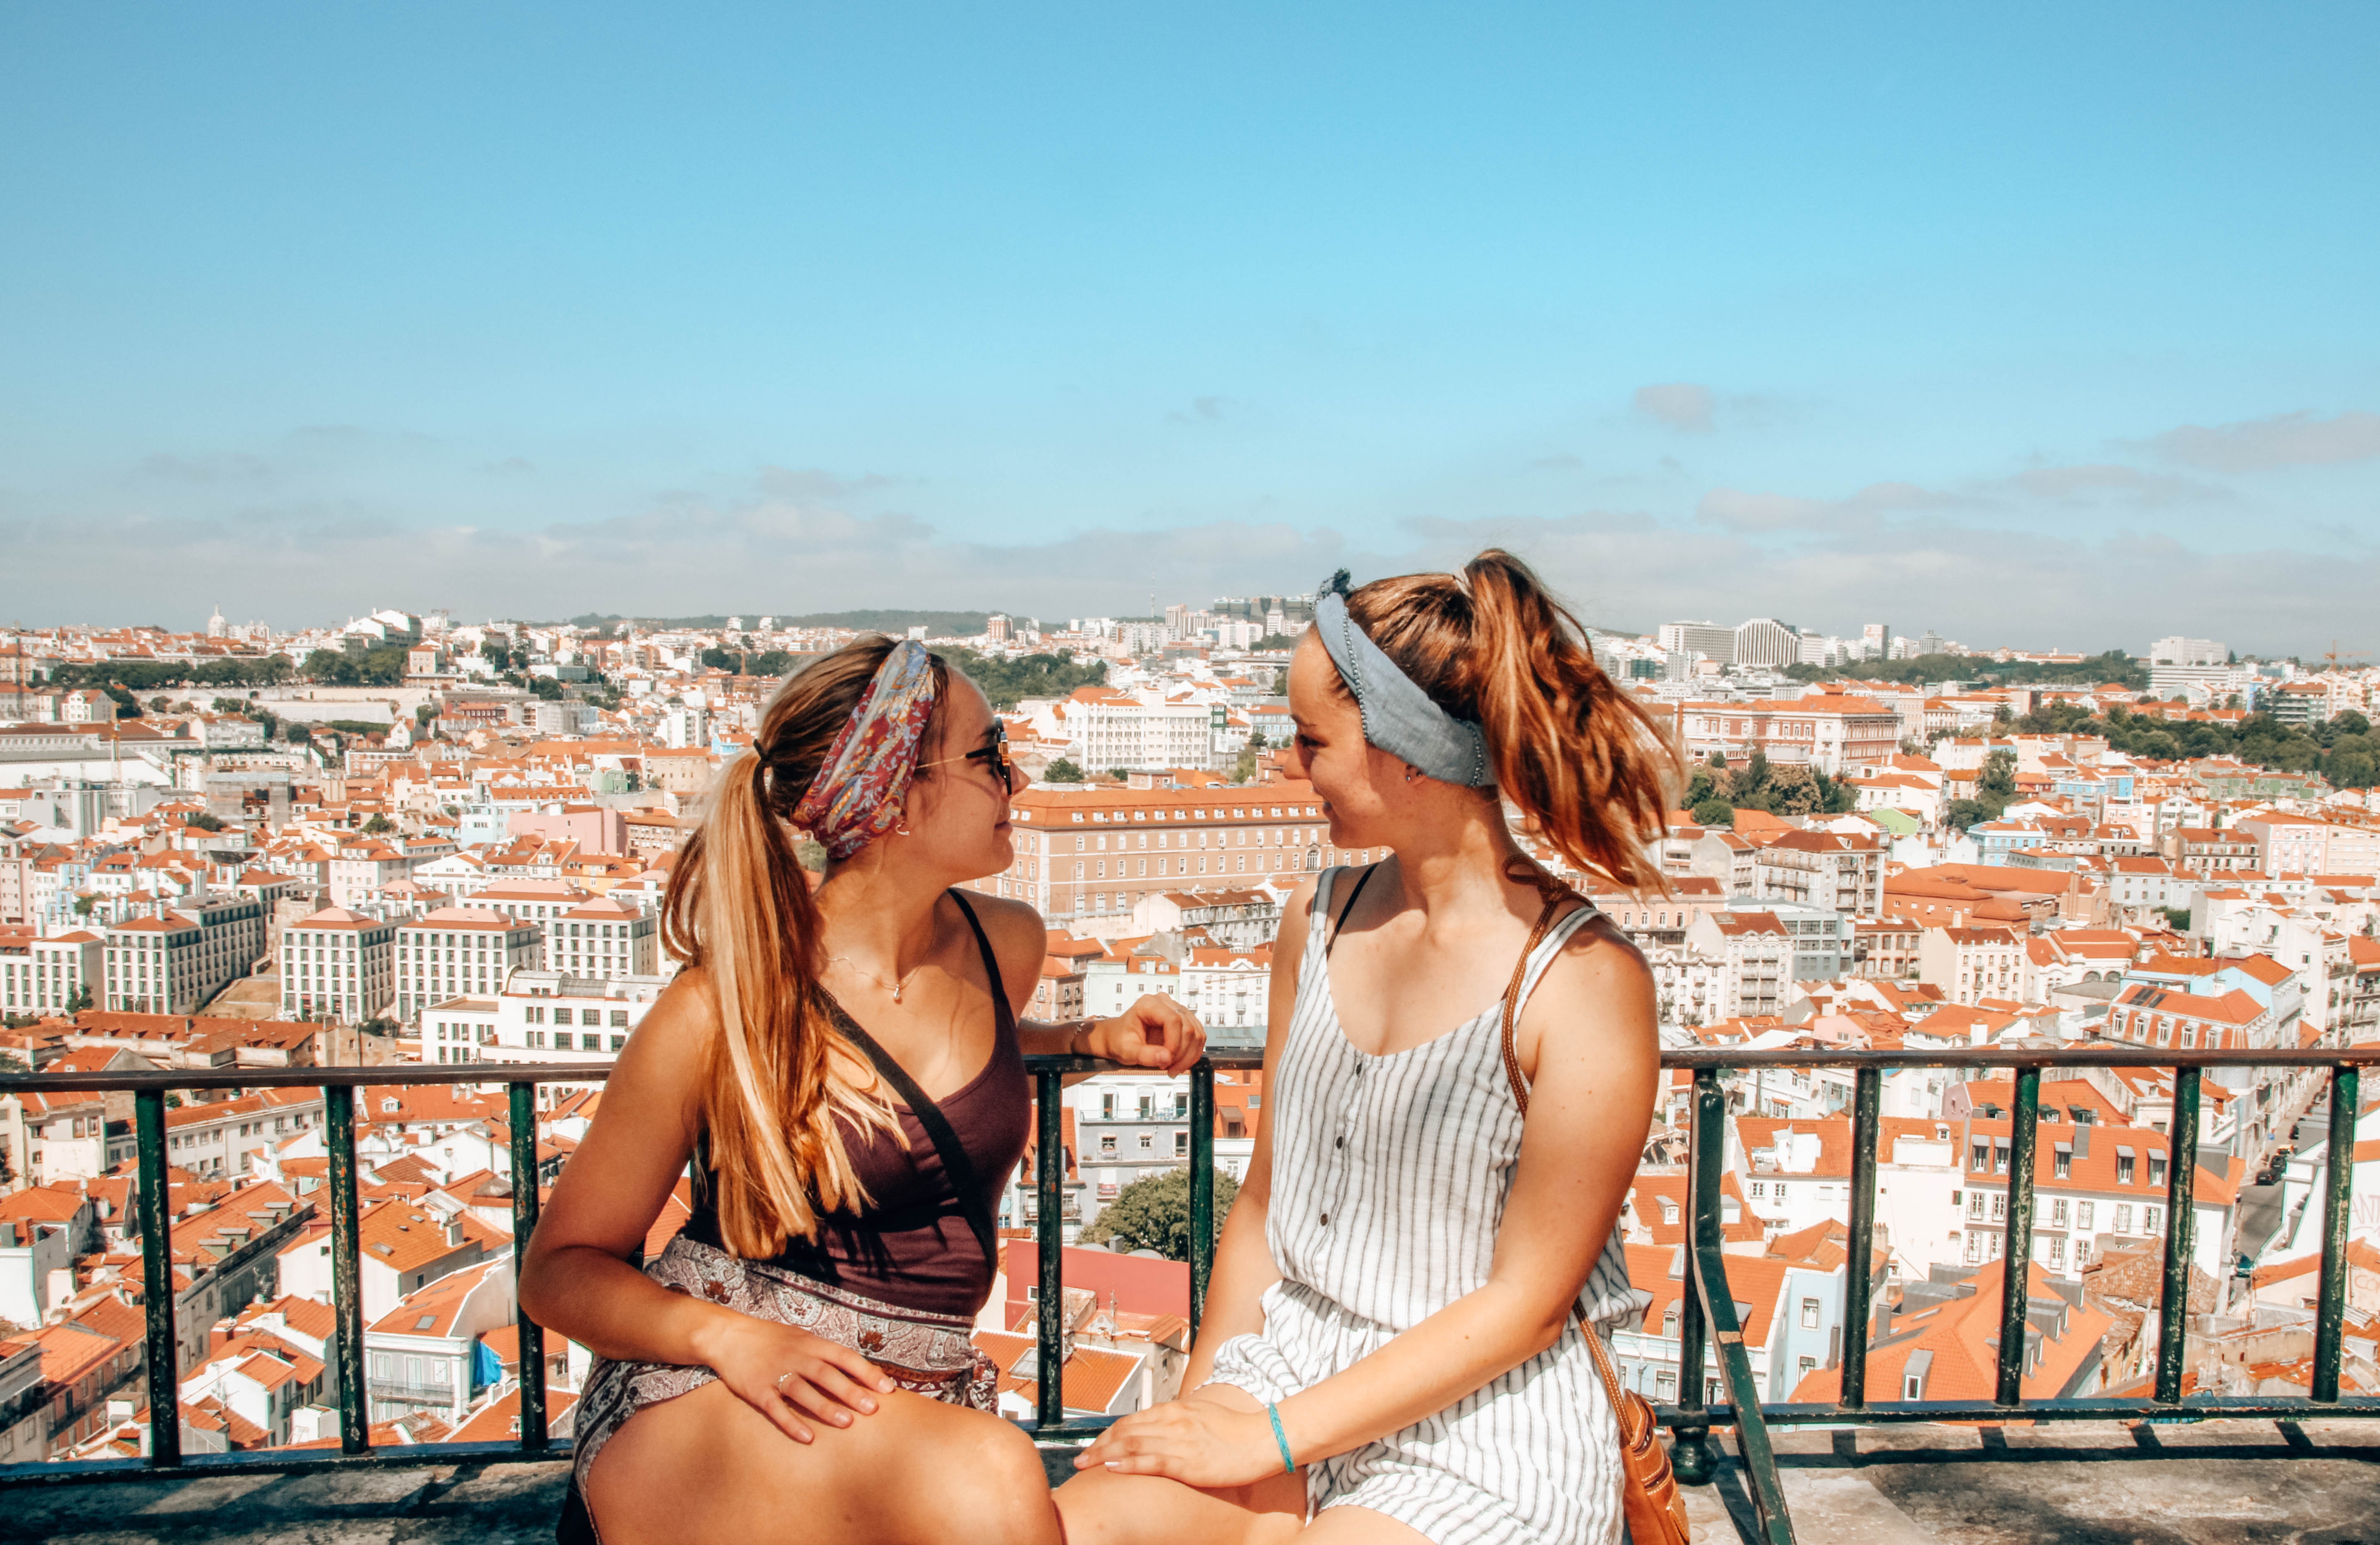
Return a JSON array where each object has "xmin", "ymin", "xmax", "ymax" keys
[{"xmin": 1204, "ymin": 866, "xmax": 1639, "ymax": 1545}]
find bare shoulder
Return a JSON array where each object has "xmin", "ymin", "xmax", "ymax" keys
[
  {"xmin": 1275, "ymin": 873, "xmax": 1321, "ymax": 952},
  {"xmin": 955, "ymin": 891, "xmax": 1049, "ymax": 1007},
  {"xmin": 1519, "ymin": 903, "xmax": 1657, "ymax": 1065}
]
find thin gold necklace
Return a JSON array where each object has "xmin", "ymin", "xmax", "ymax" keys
[{"xmin": 827, "ymin": 953, "xmax": 928, "ymax": 1003}]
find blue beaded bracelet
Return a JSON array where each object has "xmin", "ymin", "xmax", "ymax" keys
[{"xmin": 1267, "ymin": 1402, "xmax": 1295, "ymax": 1475}]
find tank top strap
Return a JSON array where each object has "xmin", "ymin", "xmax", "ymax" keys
[
  {"xmin": 1305, "ymin": 865, "xmax": 1344, "ymax": 969},
  {"xmin": 1509, "ymin": 898, "xmax": 1603, "ymax": 1020},
  {"xmin": 945, "ymin": 889, "xmax": 1018, "ymax": 1043}
]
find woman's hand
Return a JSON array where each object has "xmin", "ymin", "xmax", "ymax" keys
[
  {"xmin": 1072, "ymin": 1390, "xmax": 1285, "ymax": 1488},
  {"xmin": 1090, "ymin": 994, "xmax": 1208, "ymax": 1075},
  {"xmin": 696, "ymin": 1308, "xmax": 899, "ymax": 1444}
]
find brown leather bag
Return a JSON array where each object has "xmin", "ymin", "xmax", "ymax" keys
[{"xmin": 1499, "ymin": 891, "xmax": 1692, "ymax": 1545}]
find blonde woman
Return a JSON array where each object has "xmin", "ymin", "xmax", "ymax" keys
[
  {"xmin": 521, "ymin": 637, "xmax": 1204, "ymax": 1545},
  {"xmin": 1057, "ymin": 553, "xmax": 1675, "ymax": 1545}
]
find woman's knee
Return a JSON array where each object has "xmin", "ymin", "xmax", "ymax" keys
[{"xmin": 883, "ymin": 1407, "xmax": 1056, "ymax": 1544}]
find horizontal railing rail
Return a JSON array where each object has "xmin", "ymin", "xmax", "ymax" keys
[{"xmin": 1, "ymin": 1041, "xmax": 2373, "ymax": 1545}]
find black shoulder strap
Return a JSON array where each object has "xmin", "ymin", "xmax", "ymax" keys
[
  {"xmin": 946, "ymin": 889, "xmax": 1017, "ymax": 1040},
  {"xmin": 1324, "ymin": 862, "xmax": 1379, "ymax": 959},
  {"xmin": 833, "ymin": 1013, "xmax": 1001, "ymax": 1278}
]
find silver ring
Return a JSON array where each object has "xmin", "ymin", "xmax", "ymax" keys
[{"xmin": 775, "ymin": 1371, "xmax": 795, "ymax": 1394}]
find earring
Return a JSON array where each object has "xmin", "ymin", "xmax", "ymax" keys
[
  {"xmin": 1404, "ymin": 766, "xmax": 1422, "ymax": 784},
  {"xmin": 894, "ymin": 820, "xmax": 912, "ymax": 836}
]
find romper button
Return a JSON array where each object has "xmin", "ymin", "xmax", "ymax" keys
[
  {"xmin": 1319, "ymin": 1213, "xmax": 1329, "ymax": 1226},
  {"xmin": 1335, "ymin": 1136, "xmax": 1345, "ymax": 1149}
]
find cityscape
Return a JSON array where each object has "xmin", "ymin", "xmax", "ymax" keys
[{"xmin": 3, "ymin": 594, "xmax": 2379, "ymax": 1467}]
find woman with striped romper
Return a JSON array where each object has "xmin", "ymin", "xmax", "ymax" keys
[{"xmin": 1060, "ymin": 552, "xmax": 1680, "ymax": 1545}]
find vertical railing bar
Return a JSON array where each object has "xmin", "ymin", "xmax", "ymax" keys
[
  {"xmin": 324, "ymin": 1082, "xmax": 368, "ymax": 1455},
  {"xmin": 1188, "ymin": 1059, "xmax": 1215, "ymax": 1336},
  {"xmin": 2314, "ymin": 1063, "xmax": 2360, "ymax": 1402},
  {"xmin": 1035, "ymin": 1067, "xmax": 1065, "ymax": 1432},
  {"xmin": 1687, "ymin": 1067, "xmax": 1795, "ymax": 1543},
  {"xmin": 1840, "ymin": 1065, "xmax": 1882, "ymax": 1410},
  {"xmin": 133, "ymin": 1088, "xmax": 180, "ymax": 1468},
  {"xmin": 1994, "ymin": 1066, "xmax": 2041, "ymax": 1406},
  {"xmin": 508, "ymin": 1081, "xmax": 548, "ymax": 1451},
  {"xmin": 2154, "ymin": 1066, "xmax": 2202, "ymax": 1405},
  {"xmin": 1667, "ymin": 1067, "xmax": 1719, "ymax": 1487}
]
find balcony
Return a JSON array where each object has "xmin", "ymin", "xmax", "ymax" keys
[{"xmin": 6, "ymin": 1045, "xmax": 2379, "ymax": 1543}]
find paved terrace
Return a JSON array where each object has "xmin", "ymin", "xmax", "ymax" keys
[{"xmin": 13, "ymin": 1420, "xmax": 2380, "ymax": 1544}]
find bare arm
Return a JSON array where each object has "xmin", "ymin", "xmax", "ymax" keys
[
  {"xmin": 1082, "ymin": 919, "xmax": 1660, "ymax": 1485},
  {"xmin": 517, "ymin": 969, "xmax": 897, "ymax": 1444},
  {"xmin": 1176, "ymin": 872, "xmax": 1313, "ymax": 1389}
]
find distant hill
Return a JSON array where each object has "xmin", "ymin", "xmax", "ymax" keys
[{"xmin": 564, "ymin": 609, "xmax": 1024, "ymax": 635}]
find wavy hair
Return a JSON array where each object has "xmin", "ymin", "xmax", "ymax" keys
[
  {"xmin": 1331, "ymin": 550, "xmax": 1682, "ymax": 893},
  {"xmin": 660, "ymin": 637, "xmax": 950, "ymax": 1256}
]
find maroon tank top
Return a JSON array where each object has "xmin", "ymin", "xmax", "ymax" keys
[{"xmin": 681, "ymin": 891, "xmax": 1032, "ymax": 1318}]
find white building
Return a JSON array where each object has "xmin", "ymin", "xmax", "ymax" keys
[
  {"xmin": 457, "ymin": 972, "xmax": 672, "ymax": 1093},
  {"xmin": 547, "ymin": 895, "xmax": 661, "ymax": 982},
  {"xmin": 394, "ymin": 906, "xmax": 541, "ymax": 1025},
  {"xmin": 280, "ymin": 906, "xmax": 400, "ymax": 1024},
  {"xmin": 103, "ymin": 895, "xmax": 267, "ymax": 1015},
  {"xmin": 0, "ymin": 929, "xmax": 103, "ymax": 1017}
]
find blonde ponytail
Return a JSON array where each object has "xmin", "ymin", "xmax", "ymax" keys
[{"xmin": 660, "ymin": 639, "xmax": 948, "ymax": 1256}]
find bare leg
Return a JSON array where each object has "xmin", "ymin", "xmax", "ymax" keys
[
  {"xmin": 587, "ymin": 1379, "xmax": 1059, "ymax": 1545},
  {"xmin": 1054, "ymin": 1385, "xmax": 1308, "ymax": 1545}
]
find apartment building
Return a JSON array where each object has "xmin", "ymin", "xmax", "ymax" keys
[
  {"xmin": 1747, "ymin": 829, "xmax": 1884, "ymax": 914},
  {"xmin": 0, "ymin": 929, "xmax": 102, "ymax": 1017},
  {"xmin": 163, "ymin": 1086, "xmax": 326, "ymax": 1180},
  {"xmin": 547, "ymin": 894, "xmax": 660, "ymax": 981},
  {"xmin": 364, "ymin": 1256, "xmax": 514, "ymax": 1424},
  {"xmin": 1919, "ymin": 926, "xmax": 2025, "ymax": 1007},
  {"xmin": 451, "ymin": 971, "xmax": 670, "ymax": 1092},
  {"xmin": 1956, "ymin": 1114, "xmax": 2239, "ymax": 1281},
  {"xmin": 1041, "ymin": 688, "xmax": 1226, "ymax": 773},
  {"xmin": 394, "ymin": 906, "xmax": 542, "ymax": 1024},
  {"xmin": 970, "ymin": 781, "xmax": 1382, "ymax": 925},
  {"xmin": 279, "ymin": 907, "xmax": 399, "ymax": 1024},
  {"xmin": 102, "ymin": 895, "xmax": 266, "ymax": 1015},
  {"xmin": 1676, "ymin": 690, "xmax": 1902, "ymax": 775},
  {"xmin": 1684, "ymin": 910, "xmax": 1792, "ymax": 1019}
]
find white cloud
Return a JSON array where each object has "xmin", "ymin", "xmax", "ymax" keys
[
  {"xmin": 2140, "ymin": 410, "xmax": 2380, "ymax": 473},
  {"xmin": 1631, "ymin": 382, "xmax": 1716, "ymax": 433}
]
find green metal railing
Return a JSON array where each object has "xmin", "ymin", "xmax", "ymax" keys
[{"xmin": 7, "ymin": 1046, "xmax": 2380, "ymax": 1545}]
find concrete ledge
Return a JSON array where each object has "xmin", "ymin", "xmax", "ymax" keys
[{"xmin": 12, "ymin": 1420, "xmax": 2380, "ymax": 1542}]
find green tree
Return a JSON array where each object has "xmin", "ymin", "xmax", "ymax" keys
[
  {"xmin": 300, "ymin": 648, "xmax": 356, "ymax": 685},
  {"xmin": 362, "ymin": 814, "xmax": 396, "ymax": 835},
  {"xmin": 940, "ymin": 649, "xmax": 1109, "ymax": 711},
  {"xmin": 1689, "ymin": 798, "xmax": 1735, "ymax": 828},
  {"xmin": 186, "ymin": 811, "xmax": 226, "ymax": 832},
  {"xmin": 2159, "ymin": 906, "xmax": 2194, "ymax": 931},
  {"xmin": 1045, "ymin": 758, "xmax": 1084, "ymax": 783},
  {"xmin": 66, "ymin": 984, "xmax": 91, "ymax": 1014},
  {"xmin": 71, "ymin": 894, "xmax": 98, "ymax": 917},
  {"xmin": 1108, "ymin": 766, "xmax": 1131, "ymax": 783},
  {"xmin": 1079, "ymin": 1165, "xmax": 1240, "ymax": 1262},
  {"xmin": 1946, "ymin": 798, "xmax": 1991, "ymax": 831},
  {"xmin": 1976, "ymin": 749, "xmax": 2018, "ymax": 815},
  {"xmin": 102, "ymin": 683, "xmax": 143, "ymax": 718}
]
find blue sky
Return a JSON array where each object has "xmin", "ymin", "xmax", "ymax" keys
[{"xmin": 3, "ymin": 4, "xmax": 2376, "ymax": 651}]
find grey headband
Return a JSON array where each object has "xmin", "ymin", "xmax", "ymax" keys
[{"xmin": 1312, "ymin": 586, "xmax": 1494, "ymax": 787}]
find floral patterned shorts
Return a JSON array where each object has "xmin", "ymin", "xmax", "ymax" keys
[{"xmin": 570, "ymin": 1233, "xmax": 999, "ymax": 1528}]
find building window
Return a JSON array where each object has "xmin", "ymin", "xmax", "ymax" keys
[{"xmin": 1800, "ymin": 1297, "xmax": 1819, "ymax": 1329}]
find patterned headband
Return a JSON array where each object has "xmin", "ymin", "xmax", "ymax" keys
[
  {"xmin": 788, "ymin": 641, "xmax": 938, "ymax": 859},
  {"xmin": 1312, "ymin": 573, "xmax": 1494, "ymax": 788}
]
